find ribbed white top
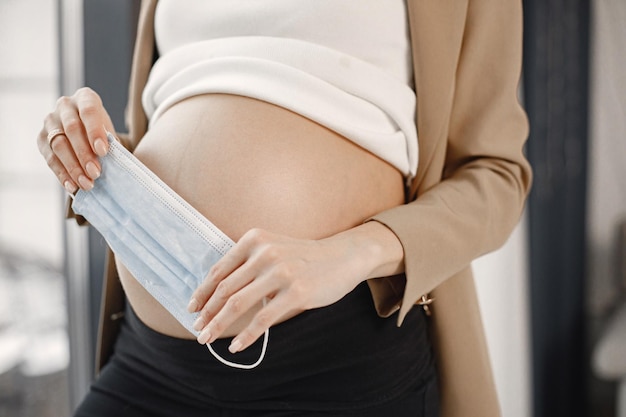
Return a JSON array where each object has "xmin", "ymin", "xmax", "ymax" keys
[{"xmin": 144, "ymin": 0, "xmax": 417, "ymax": 178}]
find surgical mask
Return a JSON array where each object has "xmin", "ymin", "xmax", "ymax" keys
[{"xmin": 71, "ymin": 132, "xmax": 268, "ymax": 369}]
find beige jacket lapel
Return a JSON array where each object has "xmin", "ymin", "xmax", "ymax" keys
[
  {"xmin": 126, "ymin": 0, "xmax": 157, "ymax": 150},
  {"xmin": 406, "ymin": 0, "xmax": 468, "ymax": 196}
]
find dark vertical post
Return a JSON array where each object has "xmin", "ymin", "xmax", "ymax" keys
[
  {"xmin": 83, "ymin": 0, "xmax": 140, "ymax": 129},
  {"xmin": 82, "ymin": 0, "xmax": 139, "ymax": 360},
  {"xmin": 523, "ymin": 0, "xmax": 590, "ymax": 416}
]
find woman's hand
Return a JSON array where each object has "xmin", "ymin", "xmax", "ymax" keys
[
  {"xmin": 37, "ymin": 87, "xmax": 115, "ymax": 193},
  {"xmin": 188, "ymin": 222, "xmax": 404, "ymax": 353}
]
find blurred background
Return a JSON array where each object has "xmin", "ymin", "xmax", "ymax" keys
[
  {"xmin": 0, "ymin": 0, "xmax": 69, "ymax": 416},
  {"xmin": 0, "ymin": 0, "xmax": 624, "ymax": 416}
]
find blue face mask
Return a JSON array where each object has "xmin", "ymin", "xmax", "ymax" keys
[{"xmin": 71, "ymin": 133, "xmax": 268, "ymax": 369}]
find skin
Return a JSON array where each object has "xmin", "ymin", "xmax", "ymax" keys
[{"xmin": 37, "ymin": 87, "xmax": 406, "ymax": 354}]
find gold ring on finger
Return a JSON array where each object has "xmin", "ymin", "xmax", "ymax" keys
[{"xmin": 46, "ymin": 128, "xmax": 65, "ymax": 147}]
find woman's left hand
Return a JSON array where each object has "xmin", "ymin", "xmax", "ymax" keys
[{"xmin": 187, "ymin": 225, "xmax": 394, "ymax": 353}]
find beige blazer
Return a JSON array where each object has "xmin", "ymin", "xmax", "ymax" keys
[{"xmin": 90, "ymin": 1, "xmax": 532, "ymax": 416}]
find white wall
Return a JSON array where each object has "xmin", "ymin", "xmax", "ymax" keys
[
  {"xmin": 473, "ymin": 216, "xmax": 532, "ymax": 417},
  {"xmin": 588, "ymin": 0, "xmax": 626, "ymax": 317},
  {"xmin": 587, "ymin": 0, "xmax": 626, "ymax": 414}
]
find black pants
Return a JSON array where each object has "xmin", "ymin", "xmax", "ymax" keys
[{"xmin": 74, "ymin": 282, "xmax": 439, "ymax": 416}]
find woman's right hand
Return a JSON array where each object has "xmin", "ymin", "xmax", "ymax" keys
[{"xmin": 37, "ymin": 87, "xmax": 116, "ymax": 194}]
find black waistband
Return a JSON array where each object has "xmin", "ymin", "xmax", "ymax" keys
[{"xmin": 113, "ymin": 282, "xmax": 435, "ymax": 411}]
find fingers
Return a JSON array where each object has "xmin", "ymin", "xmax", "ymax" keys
[
  {"xmin": 74, "ymin": 87, "xmax": 114, "ymax": 156},
  {"xmin": 57, "ymin": 103, "xmax": 99, "ymax": 190},
  {"xmin": 50, "ymin": 128, "xmax": 91, "ymax": 192},
  {"xmin": 227, "ymin": 293, "xmax": 294, "ymax": 353},
  {"xmin": 190, "ymin": 229, "xmax": 298, "ymax": 348},
  {"xmin": 187, "ymin": 228, "xmax": 269, "ymax": 313},
  {"xmin": 188, "ymin": 250, "xmax": 245, "ymax": 314},
  {"xmin": 195, "ymin": 278, "xmax": 269, "ymax": 346},
  {"xmin": 37, "ymin": 124, "xmax": 74, "ymax": 193},
  {"xmin": 191, "ymin": 261, "xmax": 256, "ymax": 333},
  {"xmin": 37, "ymin": 87, "xmax": 114, "ymax": 192},
  {"xmin": 197, "ymin": 279, "xmax": 297, "ymax": 354}
]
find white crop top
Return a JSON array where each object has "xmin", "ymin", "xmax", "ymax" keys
[{"xmin": 143, "ymin": 0, "xmax": 418, "ymax": 179}]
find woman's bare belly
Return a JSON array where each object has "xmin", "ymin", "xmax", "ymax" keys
[{"xmin": 118, "ymin": 94, "xmax": 404, "ymax": 340}]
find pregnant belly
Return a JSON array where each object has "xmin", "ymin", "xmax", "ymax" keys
[{"xmin": 118, "ymin": 93, "xmax": 404, "ymax": 339}]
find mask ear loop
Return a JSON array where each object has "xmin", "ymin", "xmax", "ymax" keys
[{"xmin": 204, "ymin": 297, "xmax": 270, "ymax": 370}]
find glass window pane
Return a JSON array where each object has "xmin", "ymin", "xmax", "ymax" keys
[{"xmin": 0, "ymin": 0, "xmax": 69, "ymax": 415}]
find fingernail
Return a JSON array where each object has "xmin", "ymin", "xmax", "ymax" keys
[
  {"xmin": 78, "ymin": 175, "xmax": 93, "ymax": 191},
  {"xmin": 197, "ymin": 327, "xmax": 211, "ymax": 345},
  {"xmin": 187, "ymin": 298, "xmax": 199, "ymax": 313},
  {"xmin": 94, "ymin": 138, "xmax": 107, "ymax": 156},
  {"xmin": 64, "ymin": 181, "xmax": 78, "ymax": 194},
  {"xmin": 228, "ymin": 339, "xmax": 242, "ymax": 354},
  {"xmin": 86, "ymin": 162, "xmax": 100, "ymax": 179},
  {"xmin": 193, "ymin": 316, "xmax": 205, "ymax": 331}
]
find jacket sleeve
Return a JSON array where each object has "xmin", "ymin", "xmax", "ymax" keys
[{"xmin": 368, "ymin": 0, "xmax": 532, "ymax": 324}]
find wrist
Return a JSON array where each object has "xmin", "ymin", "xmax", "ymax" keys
[
  {"xmin": 326, "ymin": 221, "xmax": 405, "ymax": 282},
  {"xmin": 360, "ymin": 221, "xmax": 405, "ymax": 279}
]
